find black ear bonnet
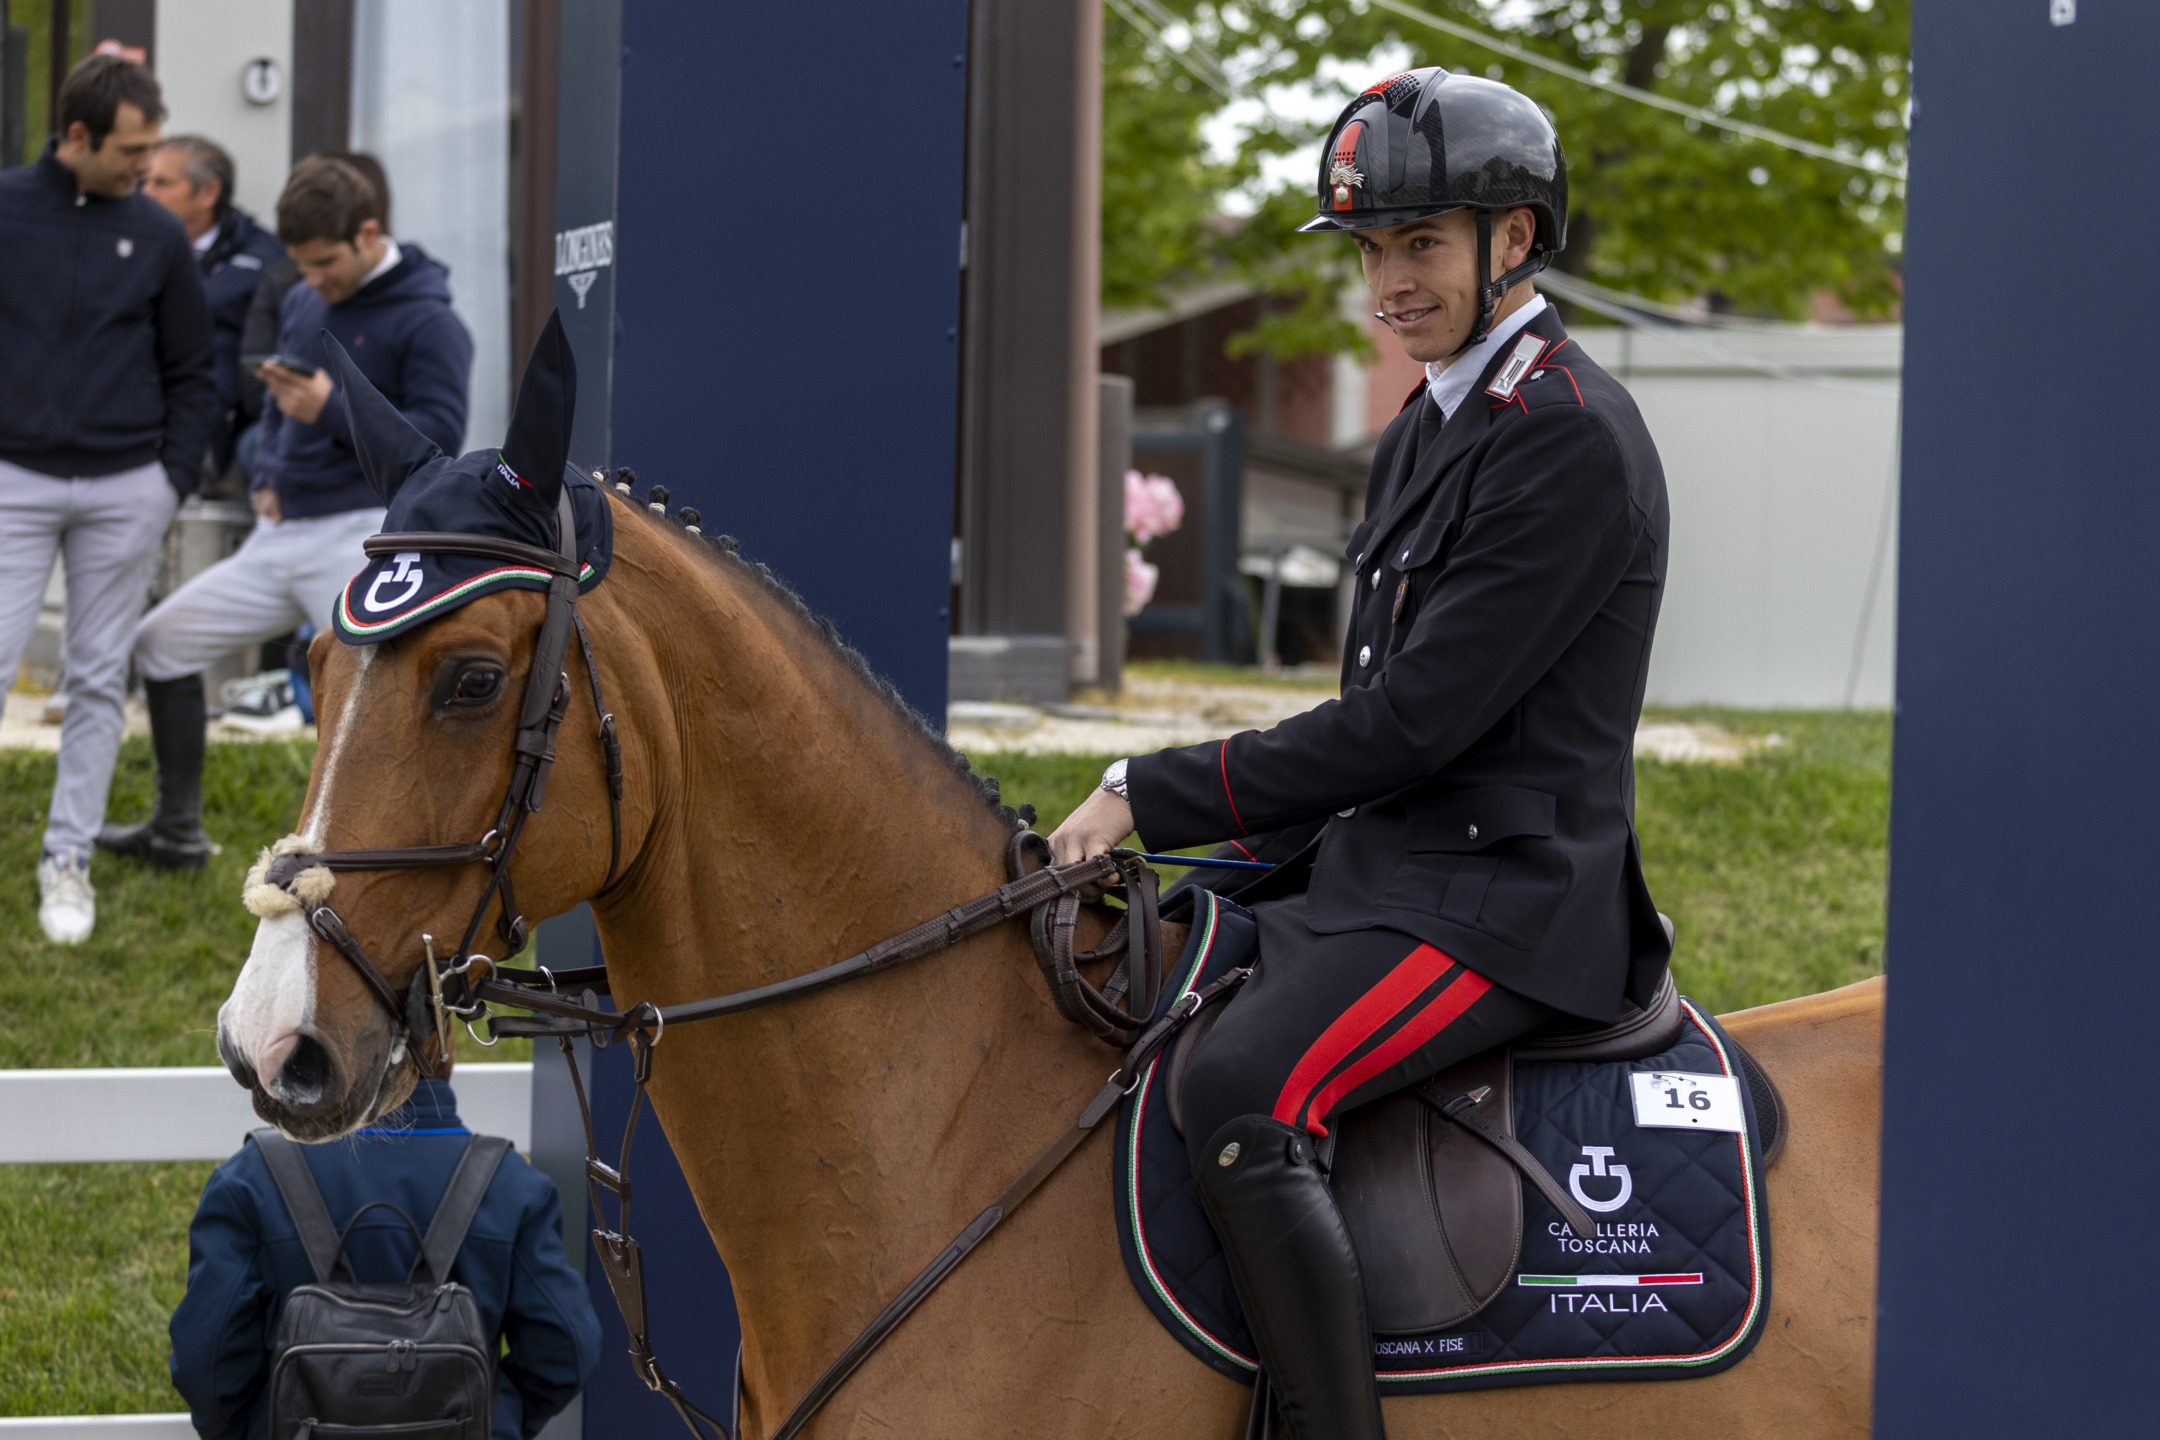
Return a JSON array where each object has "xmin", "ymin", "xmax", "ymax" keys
[{"xmin": 332, "ymin": 310, "xmax": 613, "ymax": 644}]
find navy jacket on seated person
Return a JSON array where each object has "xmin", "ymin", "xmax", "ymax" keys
[
  {"xmin": 252, "ymin": 240, "xmax": 472, "ymax": 518},
  {"xmin": 169, "ymin": 1078, "xmax": 602, "ymax": 1440},
  {"xmin": 1130, "ymin": 307, "xmax": 1671, "ymax": 1022},
  {"xmin": 196, "ymin": 207, "xmax": 284, "ymax": 470}
]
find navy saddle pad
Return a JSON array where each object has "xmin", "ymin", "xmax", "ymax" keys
[{"xmin": 1115, "ymin": 889, "xmax": 1773, "ymax": 1396}]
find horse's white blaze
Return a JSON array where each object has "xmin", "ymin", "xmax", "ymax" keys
[
  {"xmin": 220, "ymin": 647, "xmax": 373, "ymax": 1080},
  {"xmin": 222, "ymin": 911, "xmax": 315, "ymax": 1080},
  {"xmin": 298, "ymin": 643, "xmax": 371, "ymax": 846}
]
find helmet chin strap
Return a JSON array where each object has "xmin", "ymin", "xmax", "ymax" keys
[{"xmin": 1450, "ymin": 208, "xmax": 1552, "ymax": 358}]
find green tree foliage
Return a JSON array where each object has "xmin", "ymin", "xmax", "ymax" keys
[{"xmin": 1102, "ymin": 0, "xmax": 1909, "ymax": 355}]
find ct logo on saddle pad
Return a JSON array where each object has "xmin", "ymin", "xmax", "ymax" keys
[
  {"xmin": 1567, "ymin": 1145, "xmax": 1633, "ymax": 1213},
  {"xmin": 363, "ymin": 552, "xmax": 425, "ymax": 613}
]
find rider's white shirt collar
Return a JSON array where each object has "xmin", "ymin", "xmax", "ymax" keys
[{"xmin": 1424, "ymin": 293, "xmax": 1548, "ymax": 423}]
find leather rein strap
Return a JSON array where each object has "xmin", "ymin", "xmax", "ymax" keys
[{"xmin": 472, "ymin": 842, "xmax": 1151, "ymax": 1042}]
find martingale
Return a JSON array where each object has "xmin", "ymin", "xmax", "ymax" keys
[{"xmin": 1115, "ymin": 890, "xmax": 1777, "ymax": 1396}]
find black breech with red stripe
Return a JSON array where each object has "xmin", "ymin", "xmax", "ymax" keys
[{"xmin": 1180, "ymin": 894, "xmax": 1554, "ymax": 1168}]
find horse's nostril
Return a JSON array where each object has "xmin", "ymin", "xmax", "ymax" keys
[
  {"xmin": 217, "ymin": 1027, "xmax": 257, "ymax": 1091},
  {"xmin": 276, "ymin": 1034, "xmax": 336, "ymax": 1103}
]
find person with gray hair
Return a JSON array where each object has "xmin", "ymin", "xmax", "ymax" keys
[{"xmin": 145, "ymin": 134, "xmax": 284, "ymax": 478}]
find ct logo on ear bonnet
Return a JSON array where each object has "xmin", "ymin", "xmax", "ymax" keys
[
  {"xmin": 363, "ymin": 552, "xmax": 425, "ymax": 613},
  {"xmin": 328, "ymin": 311, "xmax": 615, "ymax": 644}
]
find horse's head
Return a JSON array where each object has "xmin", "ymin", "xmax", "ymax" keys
[{"xmin": 219, "ymin": 314, "xmax": 620, "ymax": 1138}]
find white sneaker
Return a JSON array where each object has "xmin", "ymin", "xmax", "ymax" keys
[
  {"xmin": 221, "ymin": 670, "xmax": 293, "ymax": 719},
  {"xmin": 218, "ymin": 702, "xmax": 305, "ymax": 736},
  {"xmin": 37, "ymin": 853, "xmax": 95, "ymax": 945}
]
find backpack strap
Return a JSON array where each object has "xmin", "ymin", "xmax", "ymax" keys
[
  {"xmin": 418, "ymin": 1134, "xmax": 511, "ymax": 1286},
  {"xmin": 252, "ymin": 1128, "xmax": 346, "ymax": 1284}
]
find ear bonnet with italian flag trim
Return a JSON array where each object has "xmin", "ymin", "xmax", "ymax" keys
[{"xmin": 332, "ymin": 309, "xmax": 613, "ymax": 644}]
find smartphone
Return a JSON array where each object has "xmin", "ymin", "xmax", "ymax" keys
[{"xmin": 245, "ymin": 353, "xmax": 319, "ymax": 379}]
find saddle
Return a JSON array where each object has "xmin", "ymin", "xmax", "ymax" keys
[{"xmin": 1158, "ymin": 932, "xmax": 1786, "ymax": 1337}]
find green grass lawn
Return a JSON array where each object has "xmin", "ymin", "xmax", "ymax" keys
[
  {"xmin": 0, "ymin": 708, "xmax": 1887, "ymax": 1416},
  {"xmin": 0, "ymin": 737, "xmax": 318, "ymax": 1071},
  {"xmin": 0, "ymin": 1161, "xmax": 213, "ymax": 1416},
  {"xmin": 1631, "ymin": 709, "xmax": 1890, "ymax": 1011}
]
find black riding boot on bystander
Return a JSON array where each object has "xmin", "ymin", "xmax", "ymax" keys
[
  {"xmin": 1195, "ymin": 1113, "xmax": 1387, "ymax": 1440},
  {"xmin": 97, "ymin": 674, "xmax": 216, "ymax": 869}
]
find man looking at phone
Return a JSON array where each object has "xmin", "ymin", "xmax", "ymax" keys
[
  {"xmin": 99, "ymin": 156, "xmax": 471, "ymax": 869},
  {"xmin": 0, "ymin": 54, "xmax": 216, "ymax": 943}
]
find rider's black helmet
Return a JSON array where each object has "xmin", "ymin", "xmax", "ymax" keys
[
  {"xmin": 1300, "ymin": 67, "xmax": 1567, "ymax": 249},
  {"xmin": 1303, "ymin": 68, "xmax": 1568, "ymax": 347}
]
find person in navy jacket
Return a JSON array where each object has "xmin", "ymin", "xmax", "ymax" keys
[
  {"xmin": 0, "ymin": 54, "xmax": 216, "ymax": 946},
  {"xmin": 170, "ymin": 1075, "xmax": 602, "ymax": 1439},
  {"xmin": 249, "ymin": 158, "xmax": 472, "ymax": 521},
  {"xmin": 143, "ymin": 135, "xmax": 284, "ymax": 478},
  {"xmin": 1050, "ymin": 71, "xmax": 1669, "ymax": 1439}
]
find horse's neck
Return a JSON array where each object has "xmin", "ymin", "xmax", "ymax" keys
[{"xmin": 586, "ymin": 539, "xmax": 1102, "ymax": 1410}]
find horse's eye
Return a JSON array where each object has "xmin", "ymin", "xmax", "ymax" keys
[{"xmin": 451, "ymin": 667, "xmax": 503, "ymax": 704}]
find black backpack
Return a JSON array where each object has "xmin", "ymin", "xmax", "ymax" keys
[{"xmin": 253, "ymin": 1128, "xmax": 510, "ymax": 1440}]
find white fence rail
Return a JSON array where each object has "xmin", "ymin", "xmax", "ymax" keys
[
  {"xmin": 0, "ymin": 1418, "xmax": 195, "ymax": 1438},
  {"xmin": 0, "ymin": 1064, "xmax": 532, "ymax": 1164}
]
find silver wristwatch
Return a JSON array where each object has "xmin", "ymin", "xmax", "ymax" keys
[{"xmin": 1100, "ymin": 758, "xmax": 1130, "ymax": 800}]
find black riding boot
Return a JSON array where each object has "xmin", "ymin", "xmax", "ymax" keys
[
  {"xmin": 1195, "ymin": 1114, "xmax": 1386, "ymax": 1440},
  {"xmin": 96, "ymin": 674, "xmax": 215, "ymax": 869}
]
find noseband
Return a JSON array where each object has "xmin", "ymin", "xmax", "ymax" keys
[{"xmin": 262, "ymin": 490, "xmax": 624, "ymax": 1072}]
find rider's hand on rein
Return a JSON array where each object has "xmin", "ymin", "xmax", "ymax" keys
[{"xmin": 1048, "ymin": 787, "xmax": 1135, "ymax": 896}]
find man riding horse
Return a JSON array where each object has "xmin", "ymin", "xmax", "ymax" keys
[{"xmin": 1050, "ymin": 68, "xmax": 1671, "ymax": 1439}]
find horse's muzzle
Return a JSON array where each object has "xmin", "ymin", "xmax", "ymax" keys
[{"xmin": 219, "ymin": 1019, "xmax": 371, "ymax": 1138}]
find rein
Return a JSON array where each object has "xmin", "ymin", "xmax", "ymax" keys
[{"xmin": 259, "ymin": 493, "xmax": 1246, "ymax": 1439}]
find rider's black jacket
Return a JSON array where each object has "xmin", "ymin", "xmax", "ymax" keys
[{"xmin": 1129, "ymin": 306, "xmax": 1671, "ymax": 1021}]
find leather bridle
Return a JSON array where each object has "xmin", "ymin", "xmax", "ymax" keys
[
  {"xmin": 259, "ymin": 487, "xmax": 1244, "ymax": 1440},
  {"xmin": 261, "ymin": 490, "xmax": 624, "ymax": 1075}
]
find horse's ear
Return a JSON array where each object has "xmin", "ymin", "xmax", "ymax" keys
[
  {"xmin": 501, "ymin": 309, "xmax": 578, "ymax": 510},
  {"xmin": 323, "ymin": 331, "xmax": 443, "ymax": 505}
]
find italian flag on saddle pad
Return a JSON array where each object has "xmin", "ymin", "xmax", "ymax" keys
[{"xmin": 1114, "ymin": 890, "xmax": 1774, "ymax": 1395}]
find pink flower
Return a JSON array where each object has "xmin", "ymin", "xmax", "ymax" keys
[
  {"xmin": 1124, "ymin": 471, "xmax": 1185, "ymax": 547},
  {"xmin": 1123, "ymin": 547, "xmax": 1159, "ymax": 616}
]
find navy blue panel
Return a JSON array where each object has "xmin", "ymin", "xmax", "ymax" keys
[
  {"xmin": 1878, "ymin": 4, "xmax": 2160, "ymax": 1434},
  {"xmin": 552, "ymin": 0, "xmax": 623, "ymax": 476},
  {"xmin": 610, "ymin": 1, "xmax": 970, "ymax": 715}
]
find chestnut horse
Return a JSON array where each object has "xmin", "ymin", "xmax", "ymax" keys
[{"xmin": 216, "ymin": 495, "xmax": 1882, "ymax": 1437}]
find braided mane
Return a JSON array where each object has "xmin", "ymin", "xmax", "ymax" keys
[{"xmin": 610, "ymin": 474, "xmax": 1034, "ymax": 833}]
